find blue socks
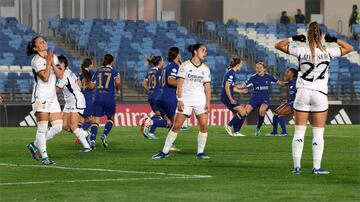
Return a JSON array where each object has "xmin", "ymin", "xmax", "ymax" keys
[
  {"xmin": 234, "ymin": 114, "xmax": 246, "ymax": 133},
  {"xmin": 257, "ymin": 116, "xmax": 265, "ymax": 130},
  {"xmin": 272, "ymin": 115, "xmax": 279, "ymax": 134},
  {"xmin": 149, "ymin": 116, "xmax": 167, "ymax": 134},
  {"xmin": 90, "ymin": 124, "xmax": 98, "ymax": 141},
  {"xmin": 228, "ymin": 115, "xmax": 240, "ymax": 127},
  {"xmin": 279, "ymin": 116, "xmax": 287, "ymax": 134},
  {"xmin": 103, "ymin": 120, "xmax": 114, "ymax": 137},
  {"xmin": 81, "ymin": 120, "xmax": 92, "ymax": 131}
]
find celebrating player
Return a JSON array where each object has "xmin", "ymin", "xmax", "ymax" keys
[
  {"xmin": 275, "ymin": 21, "xmax": 353, "ymax": 174},
  {"xmin": 55, "ymin": 55, "xmax": 91, "ymax": 152},
  {"xmin": 152, "ymin": 43, "xmax": 211, "ymax": 159},
  {"xmin": 221, "ymin": 57, "xmax": 248, "ymax": 137},
  {"xmin": 268, "ymin": 68, "xmax": 297, "ymax": 136},
  {"xmin": 236, "ymin": 61, "xmax": 287, "ymax": 136},
  {"xmin": 141, "ymin": 56, "xmax": 165, "ymax": 139},
  {"xmin": 26, "ymin": 36, "xmax": 64, "ymax": 165},
  {"xmin": 88, "ymin": 54, "xmax": 121, "ymax": 149}
]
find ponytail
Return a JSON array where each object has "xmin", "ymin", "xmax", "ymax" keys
[
  {"xmin": 229, "ymin": 57, "xmax": 242, "ymax": 69},
  {"xmin": 103, "ymin": 54, "xmax": 114, "ymax": 67},
  {"xmin": 146, "ymin": 55, "xmax": 162, "ymax": 66},
  {"xmin": 26, "ymin": 36, "xmax": 41, "ymax": 56},
  {"xmin": 187, "ymin": 43, "xmax": 204, "ymax": 57},
  {"xmin": 81, "ymin": 58, "xmax": 93, "ymax": 87}
]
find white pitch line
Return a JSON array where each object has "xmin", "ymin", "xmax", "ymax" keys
[
  {"xmin": 0, "ymin": 176, "xmax": 207, "ymax": 186},
  {"xmin": 0, "ymin": 163, "xmax": 212, "ymax": 178}
]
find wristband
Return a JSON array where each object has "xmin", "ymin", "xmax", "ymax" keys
[
  {"xmin": 288, "ymin": 37, "xmax": 293, "ymax": 42},
  {"xmin": 177, "ymin": 98, "xmax": 183, "ymax": 101}
]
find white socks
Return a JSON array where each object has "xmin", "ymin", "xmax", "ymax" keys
[
  {"xmin": 74, "ymin": 128, "xmax": 91, "ymax": 149},
  {"xmin": 292, "ymin": 125, "xmax": 306, "ymax": 168},
  {"xmin": 197, "ymin": 132, "xmax": 208, "ymax": 154},
  {"xmin": 46, "ymin": 120, "xmax": 63, "ymax": 141},
  {"xmin": 36, "ymin": 121, "xmax": 49, "ymax": 159},
  {"xmin": 162, "ymin": 130, "xmax": 178, "ymax": 154},
  {"xmin": 312, "ymin": 127, "xmax": 325, "ymax": 169}
]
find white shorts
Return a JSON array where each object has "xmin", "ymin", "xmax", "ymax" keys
[
  {"xmin": 32, "ymin": 100, "xmax": 61, "ymax": 113},
  {"xmin": 176, "ymin": 104, "xmax": 207, "ymax": 116},
  {"xmin": 63, "ymin": 102, "xmax": 85, "ymax": 114},
  {"xmin": 294, "ymin": 88, "xmax": 328, "ymax": 112}
]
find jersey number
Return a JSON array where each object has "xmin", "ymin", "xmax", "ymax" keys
[
  {"xmin": 97, "ymin": 72, "xmax": 112, "ymax": 89},
  {"xmin": 161, "ymin": 69, "xmax": 166, "ymax": 87},
  {"xmin": 148, "ymin": 74, "xmax": 157, "ymax": 90},
  {"xmin": 300, "ymin": 61, "xmax": 329, "ymax": 82}
]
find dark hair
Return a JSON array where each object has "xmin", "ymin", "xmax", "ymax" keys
[
  {"xmin": 187, "ymin": 43, "xmax": 204, "ymax": 57},
  {"xmin": 26, "ymin": 36, "xmax": 42, "ymax": 56},
  {"xmin": 256, "ymin": 60, "xmax": 266, "ymax": 68},
  {"xmin": 81, "ymin": 58, "xmax": 93, "ymax": 85},
  {"xmin": 287, "ymin": 67, "xmax": 298, "ymax": 79},
  {"xmin": 58, "ymin": 54, "xmax": 68, "ymax": 69},
  {"xmin": 103, "ymin": 54, "xmax": 114, "ymax": 66},
  {"xmin": 229, "ymin": 57, "xmax": 242, "ymax": 68},
  {"xmin": 282, "ymin": 11, "xmax": 287, "ymax": 16},
  {"xmin": 147, "ymin": 55, "xmax": 163, "ymax": 66},
  {"xmin": 167, "ymin": 47, "xmax": 180, "ymax": 62}
]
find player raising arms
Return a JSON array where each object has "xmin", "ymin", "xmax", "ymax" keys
[
  {"xmin": 142, "ymin": 56, "xmax": 165, "ymax": 139},
  {"xmin": 78, "ymin": 58, "xmax": 95, "ymax": 132},
  {"xmin": 152, "ymin": 43, "xmax": 211, "ymax": 159},
  {"xmin": 221, "ymin": 57, "xmax": 248, "ymax": 137},
  {"xmin": 55, "ymin": 55, "xmax": 91, "ymax": 152},
  {"xmin": 26, "ymin": 36, "xmax": 64, "ymax": 165},
  {"xmin": 268, "ymin": 68, "xmax": 297, "ymax": 136},
  {"xmin": 275, "ymin": 22, "xmax": 353, "ymax": 174},
  {"xmin": 236, "ymin": 61, "xmax": 287, "ymax": 136},
  {"xmin": 88, "ymin": 54, "xmax": 121, "ymax": 149}
]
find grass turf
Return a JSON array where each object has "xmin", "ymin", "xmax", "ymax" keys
[{"xmin": 0, "ymin": 125, "xmax": 359, "ymax": 201}]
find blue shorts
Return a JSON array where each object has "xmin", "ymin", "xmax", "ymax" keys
[
  {"xmin": 82, "ymin": 99, "xmax": 93, "ymax": 117},
  {"xmin": 93, "ymin": 101, "xmax": 116, "ymax": 118},
  {"xmin": 249, "ymin": 96, "xmax": 269, "ymax": 109},
  {"xmin": 221, "ymin": 97, "xmax": 241, "ymax": 111},
  {"xmin": 148, "ymin": 99, "xmax": 159, "ymax": 112},
  {"xmin": 288, "ymin": 101, "xmax": 294, "ymax": 110},
  {"xmin": 158, "ymin": 100, "xmax": 177, "ymax": 119}
]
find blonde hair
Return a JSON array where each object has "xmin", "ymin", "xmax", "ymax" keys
[{"xmin": 307, "ymin": 22, "xmax": 326, "ymax": 60}]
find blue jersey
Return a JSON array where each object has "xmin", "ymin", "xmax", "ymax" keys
[
  {"xmin": 221, "ymin": 69, "xmax": 237, "ymax": 101},
  {"xmin": 145, "ymin": 66, "xmax": 162, "ymax": 101},
  {"xmin": 78, "ymin": 69, "xmax": 94, "ymax": 103},
  {"xmin": 158, "ymin": 62, "xmax": 179, "ymax": 101},
  {"xmin": 92, "ymin": 65, "xmax": 120, "ymax": 103},
  {"xmin": 245, "ymin": 73, "xmax": 278, "ymax": 100},
  {"xmin": 288, "ymin": 79, "xmax": 297, "ymax": 103}
]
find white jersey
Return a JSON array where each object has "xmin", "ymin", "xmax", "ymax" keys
[
  {"xmin": 289, "ymin": 44, "xmax": 341, "ymax": 94},
  {"xmin": 31, "ymin": 54, "xmax": 60, "ymax": 103},
  {"xmin": 56, "ymin": 68, "xmax": 86, "ymax": 109},
  {"xmin": 177, "ymin": 60, "xmax": 211, "ymax": 105}
]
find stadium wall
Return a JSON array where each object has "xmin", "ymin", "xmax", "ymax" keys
[{"xmin": 1, "ymin": 104, "xmax": 359, "ymax": 127}]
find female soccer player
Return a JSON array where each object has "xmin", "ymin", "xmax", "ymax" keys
[
  {"xmin": 88, "ymin": 54, "xmax": 121, "ymax": 149},
  {"xmin": 55, "ymin": 55, "xmax": 91, "ymax": 152},
  {"xmin": 221, "ymin": 57, "xmax": 248, "ymax": 137},
  {"xmin": 152, "ymin": 43, "xmax": 211, "ymax": 159},
  {"xmin": 275, "ymin": 22, "xmax": 353, "ymax": 174},
  {"xmin": 26, "ymin": 36, "xmax": 64, "ymax": 165},
  {"xmin": 78, "ymin": 58, "xmax": 95, "ymax": 131},
  {"xmin": 142, "ymin": 56, "xmax": 164, "ymax": 139},
  {"xmin": 269, "ymin": 68, "xmax": 297, "ymax": 136},
  {"xmin": 236, "ymin": 61, "xmax": 287, "ymax": 136}
]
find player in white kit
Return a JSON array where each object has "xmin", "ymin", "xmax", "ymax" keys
[
  {"xmin": 275, "ymin": 22, "xmax": 353, "ymax": 174},
  {"xmin": 152, "ymin": 43, "xmax": 211, "ymax": 159},
  {"xmin": 26, "ymin": 36, "xmax": 64, "ymax": 165},
  {"xmin": 55, "ymin": 55, "xmax": 91, "ymax": 152}
]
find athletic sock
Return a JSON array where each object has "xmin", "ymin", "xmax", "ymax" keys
[
  {"xmin": 257, "ymin": 115, "xmax": 265, "ymax": 129},
  {"xmin": 228, "ymin": 114, "xmax": 239, "ymax": 127},
  {"xmin": 74, "ymin": 128, "xmax": 90, "ymax": 149},
  {"xmin": 272, "ymin": 115, "xmax": 279, "ymax": 134},
  {"xmin": 234, "ymin": 114, "xmax": 246, "ymax": 133},
  {"xmin": 197, "ymin": 132, "xmax": 208, "ymax": 154},
  {"xmin": 103, "ymin": 120, "xmax": 114, "ymax": 137},
  {"xmin": 35, "ymin": 121, "xmax": 49, "ymax": 159},
  {"xmin": 81, "ymin": 120, "xmax": 92, "ymax": 131},
  {"xmin": 46, "ymin": 120, "xmax": 63, "ymax": 141},
  {"xmin": 162, "ymin": 130, "xmax": 178, "ymax": 154},
  {"xmin": 279, "ymin": 116, "xmax": 287, "ymax": 134},
  {"xmin": 312, "ymin": 127, "xmax": 325, "ymax": 169},
  {"xmin": 292, "ymin": 125, "xmax": 306, "ymax": 168},
  {"xmin": 90, "ymin": 124, "xmax": 99, "ymax": 141},
  {"xmin": 149, "ymin": 116, "xmax": 167, "ymax": 134}
]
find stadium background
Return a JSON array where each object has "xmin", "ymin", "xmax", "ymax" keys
[{"xmin": 0, "ymin": 0, "xmax": 359, "ymax": 126}]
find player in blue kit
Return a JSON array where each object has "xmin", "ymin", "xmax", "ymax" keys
[
  {"xmin": 237, "ymin": 61, "xmax": 286, "ymax": 136},
  {"xmin": 268, "ymin": 68, "xmax": 297, "ymax": 136},
  {"xmin": 221, "ymin": 57, "xmax": 248, "ymax": 137},
  {"xmin": 142, "ymin": 56, "xmax": 164, "ymax": 139},
  {"xmin": 88, "ymin": 54, "xmax": 121, "ymax": 149}
]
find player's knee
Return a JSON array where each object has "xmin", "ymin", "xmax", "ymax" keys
[{"xmin": 51, "ymin": 120, "xmax": 63, "ymax": 134}]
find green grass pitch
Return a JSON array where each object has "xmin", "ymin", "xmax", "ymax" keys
[{"xmin": 0, "ymin": 125, "xmax": 359, "ymax": 201}]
